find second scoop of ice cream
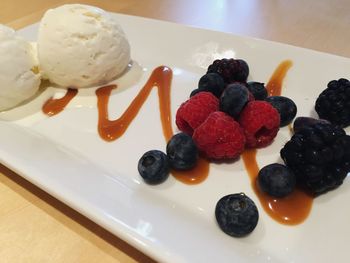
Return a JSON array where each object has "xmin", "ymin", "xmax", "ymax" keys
[
  {"xmin": 38, "ymin": 4, "xmax": 131, "ymax": 88},
  {"xmin": 0, "ymin": 25, "xmax": 40, "ymax": 111}
]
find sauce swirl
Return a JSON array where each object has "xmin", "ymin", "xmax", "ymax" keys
[
  {"xmin": 266, "ymin": 60, "xmax": 293, "ymax": 96},
  {"xmin": 42, "ymin": 88, "xmax": 78, "ymax": 116},
  {"xmin": 42, "ymin": 66, "xmax": 210, "ymax": 185},
  {"xmin": 96, "ymin": 66, "xmax": 173, "ymax": 142}
]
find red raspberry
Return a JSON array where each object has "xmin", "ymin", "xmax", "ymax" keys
[
  {"xmin": 193, "ymin": 111, "xmax": 246, "ymax": 160},
  {"xmin": 176, "ymin": 92, "xmax": 219, "ymax": 135},
  {"xmin": 239, "ymin": 101, "xmax": 280, "ymax": 148}
]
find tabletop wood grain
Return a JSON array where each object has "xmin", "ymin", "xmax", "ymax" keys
[{"xmin": 0, "ymin": 0, "xmax": 349, "ymax": 262}]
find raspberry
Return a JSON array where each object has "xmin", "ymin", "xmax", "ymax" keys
[
  {"xmin": 207, "ymin": 58, "xmax": 249, "ymax": 83},
  {"xmin": 176, "ymin": 92, "xmax": 219, "ymax": 135},
  {"xmin": 239, "ymin": 101, "xmax": 280, "ymax": 148},
  {"xmin": 192, "ymin": 111, "xmax": 246, "ymax": 160},
  {"xmin": 280, "ymin": 122, "xmax": 350, "ymax": 195},
  {"xmin": 315, "ymin": 78, "xmax": 350, "ymax": 128}
]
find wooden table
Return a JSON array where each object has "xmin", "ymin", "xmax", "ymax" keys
[{"xmin": 0, "ymin": 0, "xmax": 349, "ymax": 262}]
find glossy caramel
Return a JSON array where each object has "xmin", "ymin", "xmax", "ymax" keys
[
  {"xmin": 42, "ymin": 88, "xmax": 78, "ymax": 116},
  {"xmin": 242, "ymin": 150, "xmax": 313, "ymax": 225},
  {"xmin": 266, "ymin": 60, "xmax": 293, "ymax": 96},
  {"xmin": 171, "ymin": 157, "xmax": 210, "ymax": 184},
  {"xmin": 96, "ymin": 66, "xmax": 173, "ymax": 142}
]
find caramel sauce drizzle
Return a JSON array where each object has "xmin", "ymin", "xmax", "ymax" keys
[
  {"xmin": 172, "ymin": 157, "xmax": 210, "ymax": 184},
  {"xmin": 96, "ymin": 66, "xmax": 173, "ymax": 142},
  {"xmin": 266, "ymin": 60, "xmax": 293, "ymax": 96},
  {"xmin": 42, "ymin": 88, "xmax": 78, "ymax": 116},
  {"xmin": 242, "ymin": 149, "xmax": 313, "ymax": 225},
  {"xmin": 42, "ymin": 66, "xmax": 209, "ymax": 185},
  {"xmin": 94, "ymin": 66, "xmax": 210, "ymax": 184},
  {"xmin": 242, "ymin": 60, "xmax": 313, "ymax": 225}
]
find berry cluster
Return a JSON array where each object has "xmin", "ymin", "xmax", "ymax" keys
[
  {"xmin": 176, "ymin": 58, "xmax": 297, "ymax": 160},
  {"xmin": 138, "ymin": 58, "xmax": 300, "ymax": 237},
  {"xmin": 257, "ymin": 78, "xmax": 349, "ymax": 198},
  {"xmin": 137, "ymin": 58, "xmax": 350, "ymax": 239},
  {"xmin": 258, "ymin": 119, "xmax": 349, "ymax": 199}
]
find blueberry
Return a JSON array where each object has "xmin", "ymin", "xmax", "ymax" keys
[
  {"xmin": 257, "ymin": 163, "xmax": 296, "ymax": 197},
  {"xmin": 219, "ymin": 83, "xmax": 249, "ymax": 118},
  {"xmin": 265, "ymin": 96, "xmax": 297, "ymax": 127},
  {"xmin": 293, "ymin": 117, "xmax": 330, "ymax": 133},
  {"xmin": 138, "ymin": 150, "xmax": 169, "ymax": 184},
  {"xmin": 166, "ymin": 133, "xmax": 198, "ymax": 170},
  {"xmin": 198, "ymin": 73, "xmax": 225, "ymax": 98},
  {"xmin": 247, "ymin": 81, "xmax": 268, "ymax": 100},
  {"xmin": 189, "ymin": 89, "xmax": 202, "ymax": 97},
  {"xmin": 215, "ymin": 193, "xmax": 259, "ymax": 237}
]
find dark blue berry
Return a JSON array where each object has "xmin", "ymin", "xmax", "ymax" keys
[
  {"xmin": 138, "ymin": 150, "xmax": 169, "ymax": 184},
  {"xmin": 190, "ymin": 89, "xmax": 202, "ymax": 97},
  {"xmin": 215, "ymin": 193, "xmax": 259, "ymax": 237},
  {"xmin": 257, "ymin": 163, "xmax": 296, "ymax": 197},
  {"xmin": 247, "ymin": 81, "xmax": 267, "ymax": 100},
  {"xmin": 198, "ymin": 73, "xmax": 225, "ymax": 98},
  {"xmin": 166, "ymin": 133, "xmax": 198, "ymax": 170},
  {"xmin": 293, "ymin": 117, "xmax": 330, "ymax": 133},
  {"xmin": 219, "ymin": 83, "xmax": 249, "ymax": 118},
  {"xmin": 265, "ymin": 96, "xmax": 297, "ymax": 127}
]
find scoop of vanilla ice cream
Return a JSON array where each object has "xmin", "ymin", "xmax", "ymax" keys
[
  {"xmin": 0, "ymin": 25, "xmax": 41, "ymax": 111},
  {"xmin": 38, "ymin": 4, "xmax": 131, "ymax": 88}
]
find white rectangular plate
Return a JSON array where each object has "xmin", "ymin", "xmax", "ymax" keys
[{"xmin": 1, "ymin": 13, "xmax": 350, "ymax": 262}]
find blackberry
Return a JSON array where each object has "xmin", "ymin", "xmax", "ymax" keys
[
  {"xmin": 215, "ymin": 193, "xmax": 259, "ymax": 237},
  {"xmin": 315, "ymin": 78, "xmax": 350, "ymax": 128},
  {"xmin": 207, "ymin": 58, "xmax": 249, "ymax": 83},
  {"xmin": 293, "ymin": 117, "xmax": 330, "ymax": 133},
  {"xmin": 280, "ymin": 122, "xmax": 350, "ymax": 195}
]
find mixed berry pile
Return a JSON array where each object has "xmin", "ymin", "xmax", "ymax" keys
[{"xmin": 137, "ymin": 58, "xmax": 350, "ymax": 238}]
